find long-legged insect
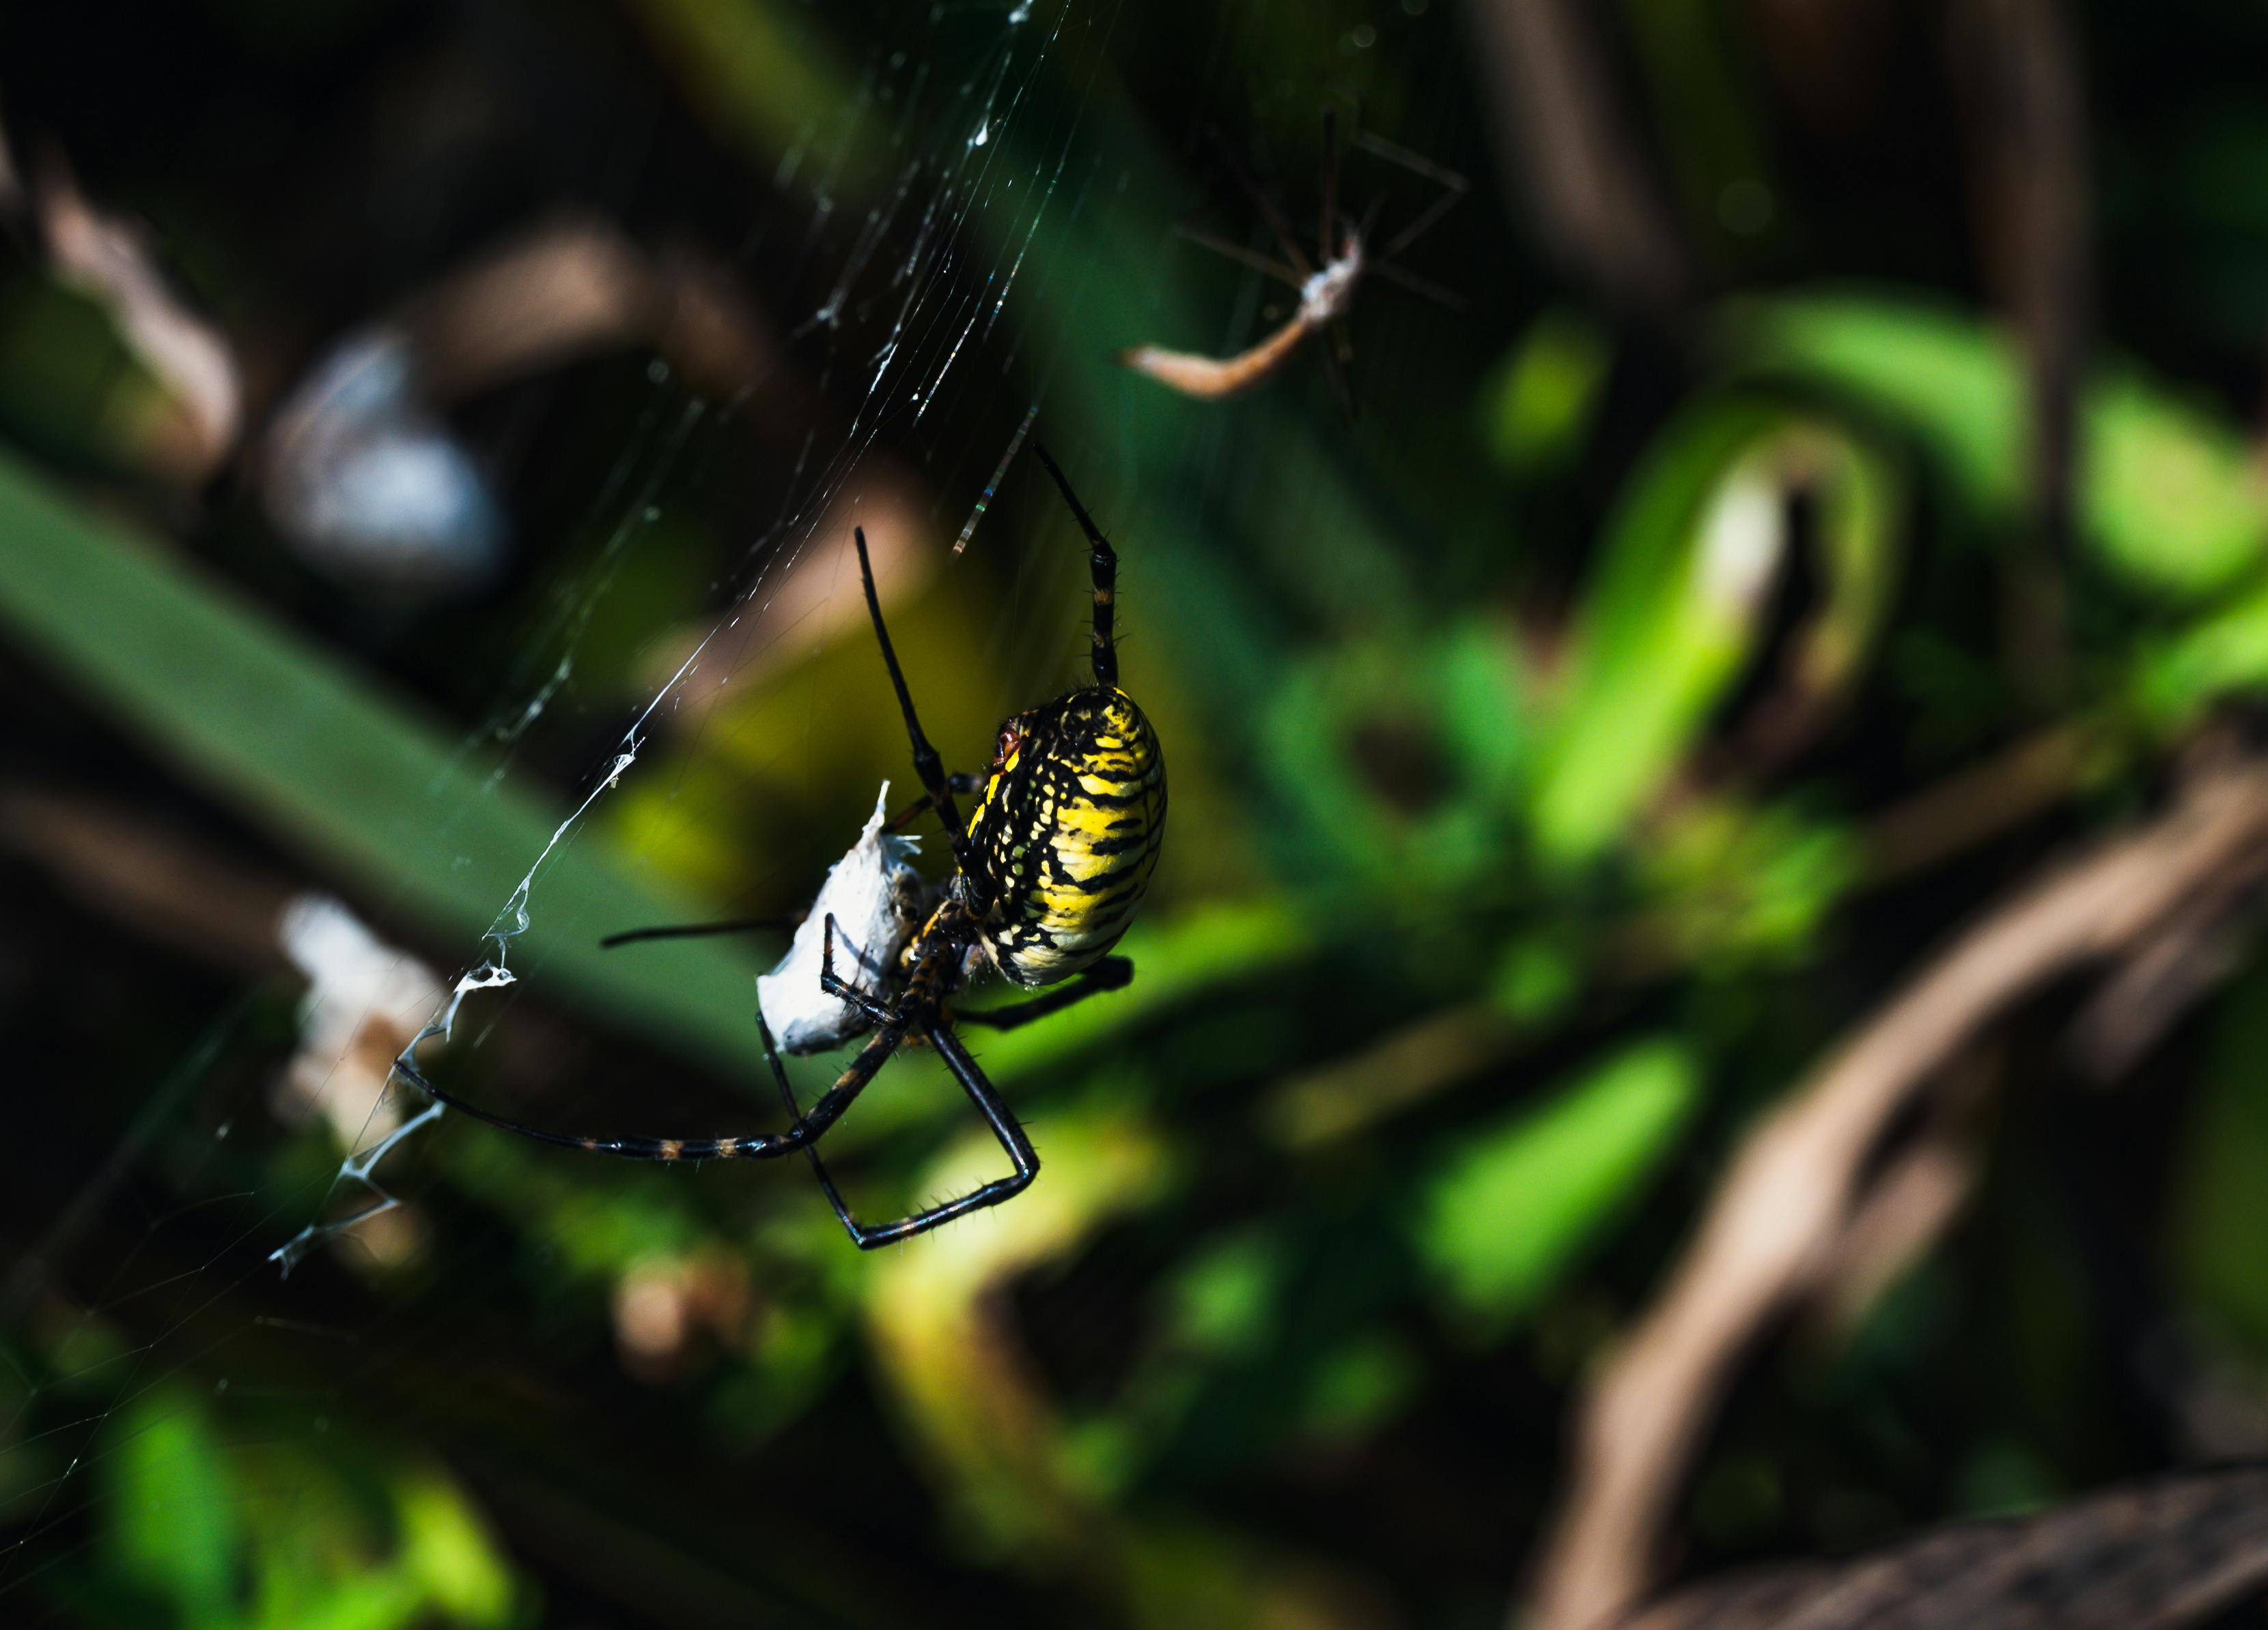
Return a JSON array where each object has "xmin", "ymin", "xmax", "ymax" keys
[{"xmin": 1121, "ymin": 113, "xmax": 1467, "ymax": 406}]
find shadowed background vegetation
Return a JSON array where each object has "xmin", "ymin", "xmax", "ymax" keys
[{"xmin": 10, "ymin": 1, "xmax": 2268, "ymax": 1627}]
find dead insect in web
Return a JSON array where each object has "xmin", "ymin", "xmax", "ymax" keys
[{"xmin": 1119, "ymin": 111, "xmax": 1467, "ymax": 410}]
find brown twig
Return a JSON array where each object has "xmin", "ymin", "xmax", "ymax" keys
[
  {"xmin": 1801, "ymin": 1045, "xmax": 1998, "ymax": 1340},
  {"xmin": 1860, "ymin": 722, "xmax": 2095, "ymax": 884},
  {"xmin": 399, "ymin": 217, "xmax": 781, "ymax": 410},
  {"xmin": 1624, "ymin": 1465, "xmax": 2268, "ymax": 1630},
  {"xmin": 0, "ymin": 787, "xmax": 292, "ymax": 973},
  {"xmin": 1520, "ymin": 758, "xmax": 2268, "ymax": 1630},
  {"xmin": 1468, "ymin": 0, "xmax": 1690, "ymax": 322},
  {"xmin": 1953, "ymin": 0, "xmax": 2091, "ymax": 709},
  {"xmin": 26, "ymin": 149, "xmax": 242, "ymax": 482}
]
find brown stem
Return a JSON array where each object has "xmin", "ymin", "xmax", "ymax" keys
[{"xmin": 1520, "ymin": 758, "xmax": 2268, "ymax": 1630}]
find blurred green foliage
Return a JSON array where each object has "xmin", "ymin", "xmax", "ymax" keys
[{"xmin": 1416, "ymin": 1039, "xmax": 1698, "ymax": 1334}]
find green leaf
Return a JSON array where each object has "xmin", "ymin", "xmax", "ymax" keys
[
  {"xmin": 1483, "ymin": 307, "xmax": 1615, "ymax": 477},
  {"xmin": 1260, "ymin": 623, "xmax": 1535, "ymax": 903},
  {"xmin": 1530, "ymin": 404, "xmax": 1896, "ymax": 865},
  {"xmin": 1637, "ymin": 793, "xmax": 1864, "ymax": 968},
  {"xmin": 1726, "ymin": 290, "xmax": 2268, "ymax": 599},
  {"xmin": 395, "ymin": 1471, "xmax": 516, "ymax": 1626},
  {"xmin": 2136, "ymin": 574, "xmax": 2268, "ymax": 727},
  {"xmin": 0, "ymin": 447, "xmax": 772, "ymax": 1076},
  {"xmin": 106, "ymin": 1392, "xmax": 242, "ymax": 1628},
  {"xmin": 1416, "ymin": 1039, "xmax": 1699, "ymax": 1334}
]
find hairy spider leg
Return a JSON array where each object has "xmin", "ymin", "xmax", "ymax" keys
[
  {"xmin": 1029, "ymin": 444, "xmax": 1119, "ymax": 690},
  {"xmin": 771, "ymin": 1018, "xmax": 1038, "ymax": 1249},
  {"xmin": 395, "ymin": 1011, "xmax": 906, "ymax": 1164},
  {"xmin": 598, "ymin": 916, "xmax": 798, "ymax": 949},
  {"xmin": 852, "ymin": 526, "xmax": 984, "ymax": 893},
  {"xmin": 785, "ymin": 904, "xmax": 1035, "ymax": 1246}
]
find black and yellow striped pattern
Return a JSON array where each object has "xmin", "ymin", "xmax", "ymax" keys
[{"xmin": 965, "ymin": 686, "xmax": 1166, "ymax": 988}]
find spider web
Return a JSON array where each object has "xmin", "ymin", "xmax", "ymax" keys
[{"xmin": 283, "ymin": 3, "xmax": 1122, "ymax": 1262}]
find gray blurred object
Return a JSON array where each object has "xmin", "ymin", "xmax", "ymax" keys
[
  {"xmin": 262, "ymin": 327, "xmax": 507, "ymax": 598},
  {"xmin": 260, "ymin": 218, "xmax": 782, "ymax": 599}
]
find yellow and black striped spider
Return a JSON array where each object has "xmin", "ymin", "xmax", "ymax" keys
[{"xmin": 404, "ymin": 448, "xmax": 1167, "ymax": 1248}]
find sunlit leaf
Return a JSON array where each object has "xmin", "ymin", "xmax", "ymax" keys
[
  {"xmin": 1415, "ymin": 1039, "xmax": 1699, "ymax": 1333},
  {"xmin": 106, "ymin": 1392, "xmax": 242, "ymax": 1627},
  {"xmin": 863, "ymin": 1101, "xmax": 1171, "ymax": 1553},
  {"xmin": 1530, "ymin": 405, "xmax": 1896, "ymax": 865},
  {"xmin": 1483, "ymin": 307, "xmax": 1614, "ymax": 477},
  {"xmin": 2136, "ymin": 574, "xmax": 2268, "ymax": 727},
  {"xmin": 1726, "ymin": 291, "xmax": 2268, "ymax": 598},
  {"xmin": 395, "ymin": 1472, "xmax": 516, "ymax": 1626}
]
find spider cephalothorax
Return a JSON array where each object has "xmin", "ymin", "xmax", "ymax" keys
[{"xmin": 402, "ymin": 443, "xmax": 1161, "ymax": 1250}]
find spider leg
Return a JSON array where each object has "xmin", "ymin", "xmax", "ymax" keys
[
  {"xmin": 1029, "ymin": 445, "xmax": 1118, "ymax": 691},
  {"xmin": 599, "ymin": 916, "xmax": 798, "ymax": 950},
  {"xmin": 765, "ymin": 1016, "xmax": 865, "ymax": 1243},
  {"xmin": 1318, "ymin": 107, "xmax": 1339, "ymax": 270},
  {"xmin": 953, "ymin": 957, "xmax": 1133, "ymax": 1032},
  {"xmin": 1366, "ymin": 258, "xmax": 1470, "ymax": 314},
  {"xmin": 1348, "ymin": 128, "xmax": 1470, "ymax": 261},
  {"xmin": 820, "ymin": 914, "xmax": 903, "ymax": 1028},
  {"xmin": 1320, "ymin": 324, "xmax": 1358, "ymax": 423},
  {"xmin": 1170, "ymin": 223, "xmax": 1302, "ymax": 287},
  {"xmin": 804, "ymin": 1023, "xmax": 1039, "ymax": 1250},
  {"xmin": 395, "ymin": 1017, "xmax": 900, "ymax": 1164},
  {"xmin": 852, "ymin": 526, "xmax": 980, "ymax": 880},
  {"xmin": 1207, "ymin": 126, "xmax": 1314, "ymax": 280},
  {"xmin": 884, "ymin": 772, "xmax": 983, "ymax": 833}
]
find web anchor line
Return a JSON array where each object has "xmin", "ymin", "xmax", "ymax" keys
[{"xmin": 955, "ymin": 404, "xmax": 1039, "ymax": 554}]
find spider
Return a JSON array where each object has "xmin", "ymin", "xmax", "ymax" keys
[
  {"xmin": 1121, "ymin": 111, "xmax": 1466, "ymax": 408},
  {"xmin": 400, "ymin": 447, "xmax": 1166, "ymax": 1248}
]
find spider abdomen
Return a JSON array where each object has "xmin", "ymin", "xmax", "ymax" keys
[{"xmin": 970, "ymin": 687, "xmax": 1166, "ymax": 987}]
